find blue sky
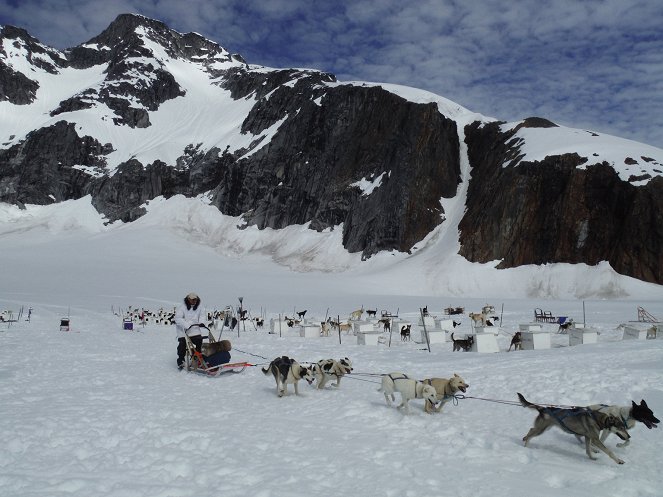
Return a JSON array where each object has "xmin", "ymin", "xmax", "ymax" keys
[{"xmin": 1, "ymin": 0, "xmax": 662, "ymax": 148}]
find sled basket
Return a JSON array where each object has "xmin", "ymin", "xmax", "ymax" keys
[{"xmin": 184, "ymin": 330, "xmax": 250, "ymax": 376}]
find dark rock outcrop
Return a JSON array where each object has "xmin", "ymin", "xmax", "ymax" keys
[{"xmin": 462, "ymin": 121, "xmax": 663, "ymax": 283}]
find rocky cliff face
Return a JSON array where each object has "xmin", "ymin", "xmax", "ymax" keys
[
  {"xmin": 462, "ymin": 119, "xmax": 663, "ymax": 283},
  {"xmin": 1, "ymin": 14, "xmax": 663, "ymax": 284}
]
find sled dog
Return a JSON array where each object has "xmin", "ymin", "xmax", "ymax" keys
[
  {"xmin": 422, "ymin": 374, "xmax": 469, "ymax": 414},
  {"xmin": 585, "ymin": 400, "xmax": 659, "ymax": 448},
  {"xmin": 262, "ymin": 356, "xmax": 314, "ymax": 397},
  {"xmin": 313, "ymin": 357, "xmax": 353, "ymax": 389},
  {"xmin": 451, "ymin": 332, "xmax": 474, "ymax": 352},
  {"xmin": 508, "ymin": 332, "xmax": 523, "ymax": 351},
  {"xmin": 379, "ymin": 372, "xmax": 438, "ymax": 413},
  {"xmin": 518, "ymin": 393, "xmax": 629, "ymax": 464}
]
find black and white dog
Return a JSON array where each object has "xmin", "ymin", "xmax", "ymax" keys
[
  {"xmin": 262, "ymin": 356, "xmax": 314, "ymax": 397},
  {"xmin": 313, "ymin": 357, "xmax": 353, "ymax": 389},
  {"xmin": 451, "ymin": 332, "xmax": 474, "ymax": 351},
  {"xmin": 585, "ymin": 399, "xmax": 659, "ymax": 447}
]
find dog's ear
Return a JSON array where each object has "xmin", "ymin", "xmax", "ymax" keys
[{"xmin": 640, "ymin": 399, "xmax": 648, "ymax": 408}]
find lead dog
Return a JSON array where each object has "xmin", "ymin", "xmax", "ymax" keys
[
  {"xmin": 585, "ymin": 399, "xmax": 659, "ymax": 448},
  {"xmin": 422, "ymin": 374, "xmax": 469, "ymax": 414},
  {"xmin": 379, "ymin": 372, "xmax": 438, "ymax": 413},
  {"xmin": 518, "ymin": 393, "xmax": 630, "ymax": 464},
  {"xmin": 313, "ymin": 357, "xmax": 353, "ymax": 389},
  {"xmin": 262, "ymin": 356, "xmax": 314, "ymax": 397}
]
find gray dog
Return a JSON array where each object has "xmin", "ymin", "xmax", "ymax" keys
[{"xmin": 518, "ymin": 393, "xmax": 630, "ymax": 464}]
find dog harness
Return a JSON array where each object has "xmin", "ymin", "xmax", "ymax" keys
[
  {"xmin": 595, "ymin": 404, "xmax": 630, "ymax": 430},
  {"xmin": 542, "ymin": 406, "xmax": 600, "ymax": 436}
]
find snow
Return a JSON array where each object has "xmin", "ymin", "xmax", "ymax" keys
[
  {"xmin": 1, "ymin": 196, "xmax": 663, "ymax": 497},
  {"xmin": 500, "ymin": 123, "xmax": 663, "ymax": 185},
  {"xmin": 350, "ymin": 172, "xmax": 388, "ymax": 196}
]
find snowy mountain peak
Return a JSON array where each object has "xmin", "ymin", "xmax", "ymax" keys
[{"xmin": 2, "ymin": 14, "xmax": 663, "ymax": 289}]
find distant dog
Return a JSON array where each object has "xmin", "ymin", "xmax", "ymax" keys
[
  {"xmin": 557, "ymin": 319, "xmax": 574, "ymax": 333},
  {"xmin": 379, "ymin": 372, "xmax": 438, "ymax": 413},
  {"xmin": 366, "ymin": 309, "xmax": 377, "ymax": 318},
  {"xmin": 262, "ymin": 356, "xmax": 314, "ymax": 397},
  {"xmin": 646, "ymin": 326, "xmax": 657, "ymax": 339},
  {"xmin": 508, "ymin": 332, "xmax": 522, "ymax": 351},
  {"xmin": 297, "ymin": 310, "xmax": 307, "ymax": 319},
  {"xmin": 422, "ymin": 374, "xmax": 469, "ymax": 414},
  {"xmin": 313, "ymin": 358, "xmax": 353, "ymax": 389},
  {"xmin": 379, "ymin": 318, "xmax": 391, "ymax": 332},
  {"xmin": 349, "ymin": 308, "xmax": 364, "ymax": 321},
  {"xmin": 518, "ymin": 393, "xmax": 630, "ymax": 464},
  {"xmin": 468, "ymin": 312, "xmax": 486, "ymax": 326},
  {"xmin": 337, "ymin": 322, "xmax": 352, "ymax": 333},
  {"xmin": 451, "ymin": 332, "xmax": 474, "ymax": 351},
  {"xmin": 585, "ymin": 400, "xmax": 659, "ymax": 448},
  {"xmin": 400, "ymin": 324, "xmax": 411, "ymax": 341}
]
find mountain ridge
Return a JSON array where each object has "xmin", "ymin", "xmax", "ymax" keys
[{"xmin": 1, "ymin": 13, "xmax": 663, "ymax": 285}]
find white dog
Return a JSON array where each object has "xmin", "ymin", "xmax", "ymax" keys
[{"xmin": 379, "ymin": 372, "xmax": 438, "ymax": 413}]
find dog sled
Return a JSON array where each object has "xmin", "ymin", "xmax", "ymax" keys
[
  {"xmin": 534, "ymin": 308, "xmax": 568, "ymax": 324},
  {"xmin": 184, "ymin": 326, "xmax": 251, "ymax": 377}
]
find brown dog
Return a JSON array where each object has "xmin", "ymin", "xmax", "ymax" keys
[
  {"xmin": 422, "ymin": 374, "xmax": 469, "ymax": 414},
  {"xmin": 508, "ymin": 332, "xmax": 522, "ymax": 351}
]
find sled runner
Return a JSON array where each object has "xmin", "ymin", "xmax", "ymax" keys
[{"xmin": 184, "ymin": 326, "xmax": 251, "ymax": 376}]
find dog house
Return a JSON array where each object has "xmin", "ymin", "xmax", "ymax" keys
[
  {"xmin": 269, "ymin": 318, "xmax": 301, "ymax": 336},
  {"xmin": 469, "ymin": 333, "xmax": 499, "ymax": 353},
  {"xmin": 419, "ymin": 315, "xmax": 436, "ymax": 328},
  {"xmin": 59, "ymin": 318, "xmax": 70, "ymax": 332},
  {"xmin": 352, "ymin": 321, "xmax": 375, "ymax": 334},
  {"xmin": 473, "ymin": 325, "xmax": 499, "ymax": 335},
  {"xmin": 519, "ymin": 323, "xmax": 543, "ymax": 332},
  {"xmin": 417, "ymin": 329, "xmax": 447, "ymax": 344},
  {"xmin": 622, "ymin": 325, "xmax": 649, "ymax": 340},
  {"xmin": 520, "ymin": 331, "xmax": 551, "ymax": 350},
  {"xmin": 299, "ymin": 323, "xmax": 321, "ymax": 338},
  {"xmin": 435, "ymin": 318, "xmax": 457, "ymax": 331},
  {"xmin": 569, "ymin": 328, "xmax": 598, "ymax": 346},
  {"xmin": 356, "ymin": 330, "xmax": 383, "ymax": 345}
]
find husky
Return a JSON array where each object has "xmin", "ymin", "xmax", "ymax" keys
[
  {"xmin": 262, "ymin": 356, "xmax": 314, "ymax": 397},
  {"xmin": 313, "ymin": 357, "xmax": 353, "ymax": 389},
  {"xmin": 518, "ymin": 393, "xmax": 630, "ymax": 464},
  {"xmin": 422, "ymin": 374, "xmax": 469, "ymax": 414},
  {"xmin": 451, "ymin": 332, "xmax": 474, "ymax": 352},
  {"xmin": 585, "ymin": 400, "xmax": 659, "ymax": 448},
  {"xmin": 508, "ymin": 331, "xmax": 522, "ymax": 351},
  {"xmin": 379, "ymin": 372, "xmax": 438, "ymax": 413}
]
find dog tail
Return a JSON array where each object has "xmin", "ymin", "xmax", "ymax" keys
[
  {"xmin": 517, "ymin": 392, "xmax": 538, "ymax": 410},
  {"xmin": 451, "ymin": 332, "xmax": 455, "ymax": 342},
  {"xmin": 262, "ymin": 364, "xmax": 271, "ymax": 375}
]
